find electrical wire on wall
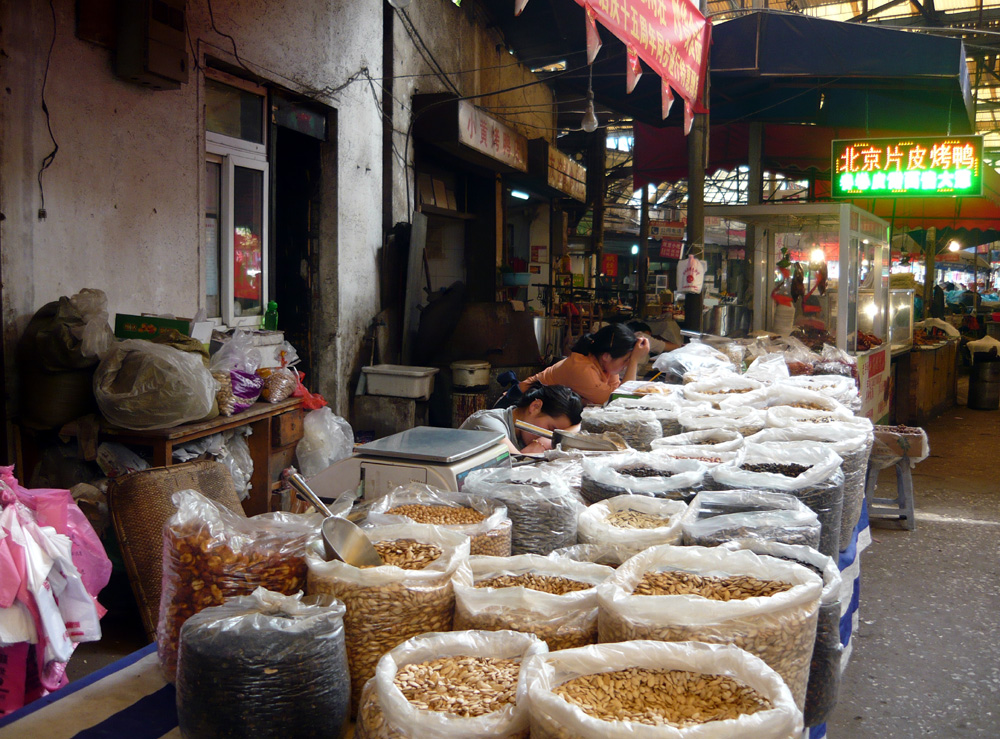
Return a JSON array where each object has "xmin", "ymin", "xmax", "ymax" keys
[{"xmin": 36, "ymin": 0, "xmax": 59, "ymax": 220}]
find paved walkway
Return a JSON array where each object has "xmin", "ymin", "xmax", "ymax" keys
[{"xmin": 827, "ymin": 396, "xmax": 1000, "ymax": 737}]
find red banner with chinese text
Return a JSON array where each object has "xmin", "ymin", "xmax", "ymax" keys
[
  {"xmin": 602, "ymin": 253, "xmax": 619, "ymax": 277},
  {"xmin": 577, "ymin": 0, "xmax": 711, "ymax": 108}
]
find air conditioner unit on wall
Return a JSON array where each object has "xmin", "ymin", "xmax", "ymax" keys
[{"xmin": 116, "ymin": 0, "xmax": 188, "ymax": 90}]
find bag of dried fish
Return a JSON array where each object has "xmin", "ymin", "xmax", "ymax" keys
[
  {"xmin": 747, "ymin": 424, "xmax": 872, "ymax": 551},
  {"xmin": 680, "ymin": 490, "xmax": 821, "ymax": 549},
  {"xmin": 577, "ymin": 495, "xmax": 686, "ymax": 552},
  {"xmin": 580, "ymin": 407, "xmax": 663, "ymax": 451},
  {"xmin": 523, "ymin": 640, "xmax": 803, "ymax": 738},
  {"xmin": 710, "ymin": 442, "xmax": 844, "ymax": 558},
  {"xmin": 463, "ymin": 467, "xmax": 584, "ymax": 556},
  {"xmin": 356, "ymin": 629, "xmax": 546, "ymax": 739},
  {"xmin": 721, "ymin": 540, "xmax": 842, "ymax": 728},
  {"xmin": 580, "ymin": 453, "xmax": 705, "ymax": 504},
  {"xmin": 176, "ymin": 588, "xmax": 349, "ymax": 738},
  {"xmin": 597, "ymin": 544, "xmax": 822, "ymax": 711},
  {"xmin": 364, "ymin": 484, "xmax": 512, "ymax": 557},
  {"xmin": 454, "ymin": 554, "xmax": 613, "ymax": 651}
]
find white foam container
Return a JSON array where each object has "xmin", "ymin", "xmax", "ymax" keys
[{"xmin": 363, "ymin": 364, "xmax": 440, "ymax": 399}]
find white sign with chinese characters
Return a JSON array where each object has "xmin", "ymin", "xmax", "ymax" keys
[{"xmin": 458, "ymin": 100, "xmax": 528, "ymax": 172}]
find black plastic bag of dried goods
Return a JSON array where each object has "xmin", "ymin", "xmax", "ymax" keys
[
  {"xmin": 681, "ymin": 490, "xmax": 821, "ymax": 549},
  {"xmin": 176, "ymin": 588, "xmax": 350, "ymax": 739},
  {"xmin": 711, "ymin": 442, "xmax": 845, "ymax": 559},
  {"xmin": 579, "ymin": 452, "xmax": 706, "ymax": 505}
]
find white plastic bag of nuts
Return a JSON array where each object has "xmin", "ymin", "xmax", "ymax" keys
[
  {"xmin": 679, "ymin": 406, "xmax": 766, "ymax": 437},
  {"xmin": 364, "ymin": 484, "xmax": 512, "ymax": 557},
  {"xmin": 680, "ymin": 490, "xmax": 822, "ymax": 549},
  {"xmin": 683, "ymin": 376, "xmax": 765, "ymax": 409},
  {"xmin": 356, "ymin": 629, "xmax": 547, "ymax": 739},
  {"xmin": 306, "ymin": 523, "xmax": 471, "ymax": 716},
  {"xmin": 746, "ymin": 426, "xmax": 873, "ymax": 552},
  {"xmin": 463, "ymin": 467, "xmax": 584, "ymax": 556},
  {"xmin": 596, "ymin": 544, "xmax": 822, "ymax": 711},
  {"xmin": 580, "ymin": 453, "xmax": 706, "ymax": 504},
  {"xmin": 156, "ymin": 490, "xmax": 319, "ymax": 681},
  {"xmin": 454, "ymin": 554, "xmax": 613, "ymax": 651},
  {"xmin": 547, "ymin": 543, "xmax": 637, "ymax": 569},
  {"xmin": 763, "ymin": 405, "xmax": 858, "ymax": 428},
  {"xmin": 710, "ymin": 442, "xmax": 845, "ymax": 559},
  {"xmin": 721, "ymin": 540, "xmax": 842, "ymax": 729},
  {"xmin": 577, "ymin": 495, "xmax": 686, "ymax": 552},
  {"xmin": 522, "ymin": 640, "xmax": 803, "ymax": 738},
  {"xmin": 647, "ymin": 446, "xmax": 740, "ymax": 474},
  {"xmin": 651, "ymin": 428, "xmax": 745, "ymax": 453},
  {"xmin": 779, "ymin": 374, "xmax": 862, "ymax": 413},
  {"xmin": 580, "ymin": 406, "xmax": 664, "ymax": 451}
]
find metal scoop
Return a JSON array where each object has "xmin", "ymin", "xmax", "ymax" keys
[
  {"xmin": 288, "ymin": 473, "xmax": 383, "ymax": 567},
  {"xmin": 514, "ymin": 420, "xmax": 627, "ymax": 452}
]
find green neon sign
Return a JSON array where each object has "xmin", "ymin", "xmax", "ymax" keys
[{"xmin": 831, "ymin": 135, "xmax": 983, "ymax": 199}]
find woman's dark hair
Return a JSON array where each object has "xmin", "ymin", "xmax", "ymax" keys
[
  {"xmin": 571, "ymin": 323, "xmax": 637, "ymax": 359},
  {"xmin": 517, "ymin": 382, "xmax": 583, "ymax": 425}
]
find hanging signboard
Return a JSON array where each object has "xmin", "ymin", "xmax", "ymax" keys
[
  {"xmin": 458, "ymin": 100, "xmax": 528, "ymax": 172},
  {"xmin": 601, "ymin": 254, "xmax": 619, "ymax": 277},
  {"xmin": 659, "ymin": 240, "xmax": 684, "ymax": 259},
  {"xmin": 831, "ymin": 135, "xmax": 983, "ymax": 199},
  {"xmin": 857, "ymin": 344, "xmax": 891, "ymax": 423},
  {"xmin": 650, "ymin": 220, "xmax": 686, "ymax": 239},
  {"xmin": 579, "ymin": 0, "xmax": 710, "ymax": 107}
]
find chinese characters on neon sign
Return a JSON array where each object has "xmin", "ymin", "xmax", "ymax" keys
[{"xmin": 831, "ymin": 135, "xmax": 983, "ymax": 199}]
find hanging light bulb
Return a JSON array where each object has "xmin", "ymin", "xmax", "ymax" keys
[{"xmin": 582, "ymin": 90, "xmax": 598, "ymax": 133}]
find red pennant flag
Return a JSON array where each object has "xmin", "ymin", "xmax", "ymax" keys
[
  {"xmin": 683, "ymin": 98, "xmax": 695, "ymax": 135},
  {"xmin": 515, "ymin": 0, "xmax": 530, "ymax": 16},
  {"xmin": 586, "ymin": 7, "xmax": 602, "ymax": 64},
  {"xmin": 661, "ymin": 81, "xmax": 674, "ymax": 120},
  {"xmin": 626, "ymin": 47, "xmax": 642, "ymax": 93}
]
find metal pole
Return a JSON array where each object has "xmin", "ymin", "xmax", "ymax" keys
[
  {"xmin": 924, "ymin": 226, "xmax": 936, "ymax": 310},
  {"xmin": 639, "ymin": 185, "xmax": 650, "ymax": 317},
  {"xmin": 683, "ymin": 0, "xmax": 710, "ymax": 333}
]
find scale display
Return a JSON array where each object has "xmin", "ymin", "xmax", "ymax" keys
[{"xmin": 831, "ymin": 135, "xmax": 983, "ymax": 199}]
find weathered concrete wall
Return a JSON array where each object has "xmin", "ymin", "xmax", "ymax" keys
[{"xmin": 0, "ymin": 0, "xmax": 383, "ymax": 418}]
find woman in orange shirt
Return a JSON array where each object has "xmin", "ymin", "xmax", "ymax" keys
[{"xmin": 516, "ymin": 323, "xmax": 650, "ymax": 406}]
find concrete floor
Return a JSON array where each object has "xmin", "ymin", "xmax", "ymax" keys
[
  {"xmin": 826, "ymin": 384, "xmax": 1000, "ymax": 737},
  {"xmin": 64, "ymin": 385, "xmax": 1000, "ymax": 736}
]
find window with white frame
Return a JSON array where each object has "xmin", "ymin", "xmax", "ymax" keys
[{"xmin": 204, "ymin": 74, "xmax": 269, "ymax": 325}]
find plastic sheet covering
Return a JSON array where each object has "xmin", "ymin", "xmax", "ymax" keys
[
  {"xmin": 547, "ymin": 543, "xmax": 637, "ymax": 568},
  {"xmin": 577, "ymin": 495, "xmax": 687, "ymax": 552},
  {"xmin": 722, "ymin": 541, "xmax": 842, "ymax": 728},
  {"xmin": 597, "ymin": 544, "xmax": 822, "ymax": 710},
  {"xmin": 683, "ymin": 376, "xmax": 764, "ymax": 408},
  {"xmin": 744, "ymin": 353, "xmax": 791, "ymax": 384},
  {"xmin": 580, "ymin": 407, "xmax": 663, "ymax": 451},
  {"xmin": 678, "ymin": 406, "xmax": 766, "ymax": 437},
  {"xmin": 297, "ymin": 408, "xmax": 354, "ymax": 477},
  {"xmin": 306, "ymin": 524, "xmax": 470, "ymax": 716},
  {"xmin": 651, "ymin": 428, "xmax": 744, "ymax": 452},
  {"xmin": 357, "ymin": 630, "xmax": 547, "ymax": 739},
  {"xmin": 463, "ymin": 467, "xmax": 583, "ymax": 555},
  {"xmin": 653, "ymin": 341, "xmax": 735, "ymax": 382},
  {"xmin": 157, "ymin": 490, "xmax": 319, "ymax": 680},
  {"xmin": 176, "ymin": 588, "xmax": 350, "ymax": 738},
  {"xmin": 523, "ymin": 640, "xmax": 803, "ymax": 738},
  {"xmin": 746, "ymin": 425, "xmax": 872, "ymax": 552},
  {"xmin": 580, "ymin": 454, "xmax": 706, "ymax": 504},
  {"xmin": 94, "ymin": 340, "xmax": 217, "ymax": 430},
  {"xmin": 711, "ymin": 443, "xmax": 844, "ymax": 558},
  {"xmin": 454, "ymin": 555, "xmax": 613, "ymax": 651},
  {"xmin": 680, "ymin": 490, "xmax": 821, "ymax": 550},
  {"xmin": 364, "ymin": 484, "xmax": 512, "ymax": 557},
  {"xmin": 780, "ymin": 375, "xmax": 862, "ymax": 413}
]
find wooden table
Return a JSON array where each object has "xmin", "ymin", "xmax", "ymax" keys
[{"xmin": 56, "ymin": 399, "xmax": 304, "ymax": 516}]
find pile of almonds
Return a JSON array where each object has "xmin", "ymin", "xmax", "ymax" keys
[
  {"xmin": 633, "ymin": 571, "xmax": 792, "ymax": 601},
  {"xmin": 475, "ymin": 573, "xmax": 591, "ymax": 595},
  {"xmin": 386, "ymin": 504, "xmax": 486, "ymax": 525},
  {"xmin": 367, "ymin": 539, "xmax": 442, "ymax": 570},
  {"xmin": 394, "ymin": 656, "xmax": 521, "ymax": 716},
  {"xmin": 605, "ymin": 509, "xmax": 673, "ymax": 530},
  {"xmin": 553, "ymin": 667, "xmax": 772, "ymax": 726}
]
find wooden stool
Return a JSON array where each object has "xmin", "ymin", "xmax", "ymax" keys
[{"xmin": 864, "ymin": 456, "xmax": 916, "ymax": 531}]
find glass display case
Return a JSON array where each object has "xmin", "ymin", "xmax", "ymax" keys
[
  {"xmin": 888, "ymin": 288, "xmax": 915, "ymax": 353},
  {"xmin": 703, "ymin": 203, "xmax": 890, "ymax": 354}
]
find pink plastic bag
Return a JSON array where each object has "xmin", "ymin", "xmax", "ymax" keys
[
  {"xmin": 0, "ymin": 643, "xmax": 29, "ymax": 716},
  {"xmin": 0, "ymin": 466, "xmax": 111, "ymax": 599}
]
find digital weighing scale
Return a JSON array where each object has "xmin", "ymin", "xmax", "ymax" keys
[{"xmin": 307, "ymin": 426, "xmax": 511, "ymax": 501}]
